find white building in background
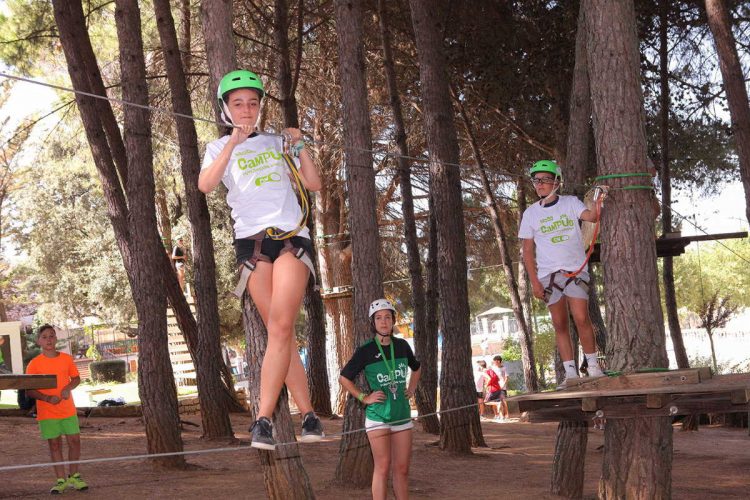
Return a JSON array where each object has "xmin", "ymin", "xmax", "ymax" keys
[{"xmin": 473, "ymin": 306, "xmax": 517, "ymax": 340}]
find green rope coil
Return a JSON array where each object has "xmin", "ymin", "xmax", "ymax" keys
[{"xmin": 594, "ymin": 172, "xmax": 652, "ymax": 181}]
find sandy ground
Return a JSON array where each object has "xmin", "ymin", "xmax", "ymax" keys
[{"xmin": 1, "ymin": 412, "xmax": 748, "ymax": 499}]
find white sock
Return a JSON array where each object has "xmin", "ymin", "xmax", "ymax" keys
[
  {"xmin": 584, "ymin": 352, "xmax": 600, "ymax": 369},
  {"xmin": 563, "ymin": 360, "xmax": 578, "ymax": 379}
]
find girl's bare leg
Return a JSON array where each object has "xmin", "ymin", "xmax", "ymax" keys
[{"xmin": 247, "ymin": 253, "xmax": 309, "ymax": 419}]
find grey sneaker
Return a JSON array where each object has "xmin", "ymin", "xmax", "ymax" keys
[
  {"xmin": 556, "ymin": 376, "xmax": 580, "ymax": 391},
  {"xmin": 250, "ymin": 417, "xmax": 275, "ymax": 450},
  {"xmin": 300, "ymin": 412, "xmax": 324, "ymax": 443}
]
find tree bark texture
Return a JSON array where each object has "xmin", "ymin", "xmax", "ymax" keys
[
  {"xmin": 516, "ymin": 180, "xmax": 534, "ymax": 336},
  {"xmin": 53, "ymin": 0, "xmax": 185, "ymax": 466},
  {"xmin": 116, "ymin": 0, "xmax": 185, "ymax": 466},
  {"xmin": 550, "ymin": 420, "xmax": 588, "ymax": 498},
  {"xmin": 179, "ymin": 0, "xmax": 192, "ymax": 77},
  {"xmin": 315, "ymin": 190, "xmax": 353, "ymax": 414},
  {"xmin": 586, "ymin": 1, "xmax": 673, "ymax": 498},
  {"xmin": 659, "ymin": 0, "xmax": 690, "ymax": 372},
  {"xmin": 455, "ymin": 91, "xmax": 538, "ymax": 395},
  {"xmin": 705, "ymin": 0, "xmax": 750, "ymax": 226},
  {"xmin": 243, "ymin": 298, "xmax": 315, "ymax": 500},
  {"xmin": 376, "ymin": 0, "xmax": 438, "ymax": 435},
  {"xmin": 199, "ymin": 0, "xmax": 237, "ymax": 129},
  {"xmin": 419, "ymin": 197, "xmax": 440, "ymax": 434},
  {"xmin": 154, "ymin": 0, "xmax": 237, "ymax": 439},
  {"xmin": 409, "ymin": 0, "xmax": 482, "ymax": 453},
  {"xmin": 273, "ymin": 0, "xmax": 332, "ymax": 416},
  {"xmin": 333, "ymin": 0, "xmax": 382, "ymax": 484}
]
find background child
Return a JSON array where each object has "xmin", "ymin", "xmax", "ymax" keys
[
  {"xmin": 519, "ymin": 160, "xmax": 604, "ymax": 388},
  {"xmin": 339, "ymin": 299, "xmax": 421, "ymax": 500},
  {"xmin": 26, "ymin": 324, "xmax": 88, "ymax": 494}
]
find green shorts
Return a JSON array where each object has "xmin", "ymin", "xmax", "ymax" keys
[{"xmin": 39, "ymin": 415, "xmax": 80, "ymax": 440}]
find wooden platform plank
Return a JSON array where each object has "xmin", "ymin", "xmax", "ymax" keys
[
  {"xmin": 522, "ymin": 394, "xmax": 749, "ymax": 422},
  {"xmin": 566, "ymin": 368, "xmax": 711, "ymax": 391},
  {"xmin": 511, "ymin": 373, "xmax": 750, "ymax": 403},
  {"xmin": 0, "ymin": 374, "xmax": 56, "ymax": 390}
]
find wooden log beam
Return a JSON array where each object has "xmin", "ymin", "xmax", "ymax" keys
[{"xmin": 0, "ymin": 374, "xmax": 57, "ymax": 390}]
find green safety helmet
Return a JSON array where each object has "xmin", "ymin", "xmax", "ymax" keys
[
  {"xmin": 530, "ymin": 160, "xmax": 561, "ymax": 178},
  {"xmin": 217, "ymin": 70, "xmax": 265, "ymax": 125}
]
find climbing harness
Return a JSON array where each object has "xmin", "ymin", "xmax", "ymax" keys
[
  {"xmin": 232, "ymin": 233, "xmax": 316, "ymax": 298},
  {"xmin": 542, "ymin": 270, "xmax": 591, "ymax": 304}
]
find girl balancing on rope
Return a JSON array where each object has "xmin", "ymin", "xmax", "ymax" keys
[
  {"xmin": 519, "ymin": 160, "xmax": 605, "ymax": 389},
  {"xmin": 198, "ymin": 70, "xmax": 323, "ymax": 449},
  {"xmin": 340, "ymin": 299, "xmax": 421, "ymax": 500}
]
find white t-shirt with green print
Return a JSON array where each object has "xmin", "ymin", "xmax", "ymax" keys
[
  {"xmin": 201, "ymin": 133, "xmax": 309, "ymax": 240},
  {"xmin": 518, "ymin": 195, "xmax": 587, "ymax": 278}
]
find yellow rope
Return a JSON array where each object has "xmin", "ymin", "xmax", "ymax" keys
[{"xmin": 265, "ymin": 153, "xmax": 310, "ymax": 240}]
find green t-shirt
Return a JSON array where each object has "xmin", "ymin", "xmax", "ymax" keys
[{"xmin": 340, "ymin": 337, "xmax": 420, "ymax": 424}]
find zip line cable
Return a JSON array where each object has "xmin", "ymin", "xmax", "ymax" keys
[
  {"xmin": 666, "ymin": 203, "xmax": 750, "ymax": 265},
  {"xmin": 0, "ymin": 400, "xmax": 481, "ymax": 473},
  {"xmin": 0, "ymin": 71, "xmax": 573, "ymax": 188},
  {"xmin": 3, "ymin": 72, "xmax": 746, "ymax": 259}
]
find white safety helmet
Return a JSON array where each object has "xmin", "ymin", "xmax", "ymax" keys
[{"xmin": 368, "ymin": 299, "xmax": 396, "ymax": 319}]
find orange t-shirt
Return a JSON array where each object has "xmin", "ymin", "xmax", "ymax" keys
[{"xmin": 26, "ymin": 352, "xmax": 80, "ymax": 421}]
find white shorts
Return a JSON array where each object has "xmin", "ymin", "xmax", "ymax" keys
[
  {"xmin": 540, "ymin": 270, "xmax": 590, "ymax": 306},
  {"xmin": 365, "ymin": 417, "xmax": 414, "ymax": 433}
]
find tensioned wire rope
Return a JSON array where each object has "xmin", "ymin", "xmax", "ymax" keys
[
  {"xmin": 0, "ymin": 71, "xmax": 594, "ymax": 192},
  {"xmin": 5, "ymin": 73, "xmax": 746, "ymax": 266},
  {"xmin": 0, "ymin": 400, "xmax": 481, "ymax": 472}
]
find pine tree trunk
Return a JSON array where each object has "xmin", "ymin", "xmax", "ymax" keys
[
  {"xmin": 419, "ymin": 199, "xmax": 440, "ymax": 434},
  {"xmin": 705, "ymin": 0, "xmax": 750, "ymax": 226},
  {"xmin": 273, "ymin": 0, "xmax": 332, "ymax": 416},
  {"xmin": 376, "ymin": 0, "xmax": 438, "ymax": 435},
  {"xmin": 409, "ymin": 0, "xmax": 482, "ymax": 453},
  {"xmin": 315, "ymin": 192, "xmax": 352, "ymax": 414},
  {"xmin": 179, "ymin": 0, "xmax": 191, "ymax": 77},
  {"xmin": 333, "ymin": 0, "xmax": 382, "ymax": 484},
  {"xmin": 550, "ymin": 420, "xmax": 588, "ymax": 498},
  {"xmin": 587, "ymin": 1, "xmax": 673, "ymax": 497},
  {"xmin": 455, "ymin": 92, "xmax": 538, "ymax": 395},
  {"xmin": 658, "ymin": 0, "xmax": 690, "ymax": 372},
  {"xmin": 516, "ymin": 181, "xmax": 534, "ymax": 335},
  {"xmin": 53, "ymin": 0, "xmax": 185, "ymax": 467},
  {"xmin": 199, "ymin": 0, "xmax": 236, "ymax": 131},
  {"xmin": 243, "ymin": 298, "xmax": 315, "ymax": 500},
  {"xmin": 116, "ymin": 0, "xmax": 186, "ymax": 467},
  {"xmin": 154, "ymin": 0, "xmax": 236, "ymax": 440},
  {"xmin": 551, "ymin": 6, "xmax": 592, "ymax": 494}
]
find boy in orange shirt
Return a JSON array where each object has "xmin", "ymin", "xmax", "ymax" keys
[{"xmin": 26, "ymin": 324, "xmax": 88, "ymax": 494}]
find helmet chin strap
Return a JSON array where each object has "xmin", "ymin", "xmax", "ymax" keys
[
  {"xmin": 541, "ymin": 177, "xmax": 563, "ymax": 206},
  {"xmin": 376, "ymin": 330, "xmax": 392, "ymax": 338}
]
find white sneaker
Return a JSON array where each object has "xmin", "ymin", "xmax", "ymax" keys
[{"xmin": 587, "ymin": 365, "xmax": 605, "ymax": 378}]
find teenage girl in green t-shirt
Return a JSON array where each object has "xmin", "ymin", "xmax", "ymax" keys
[{"xmin": 340, "ymin": 299, "xmax": 421, "ymax": 500}]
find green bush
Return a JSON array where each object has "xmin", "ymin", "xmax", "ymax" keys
[{"xmin": 90, "ymin": 359, "xmax": 127, "ymax": 383}]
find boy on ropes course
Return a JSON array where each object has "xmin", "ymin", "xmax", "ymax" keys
[
  {"xmin": 519, "ymin": 160, "xmax": 605, "ymax": 389},
  {"xmin": 339, "ymin": 299, "xmax": 421, "ymax": 500},
  {"xmin": 198, "ymin": 69, "xmax": 323, "ymax": 450}
]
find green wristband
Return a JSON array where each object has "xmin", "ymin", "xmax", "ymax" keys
[{"xmin": 357, "ymin": 392, "xmax": 366, "ymax": 403}]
